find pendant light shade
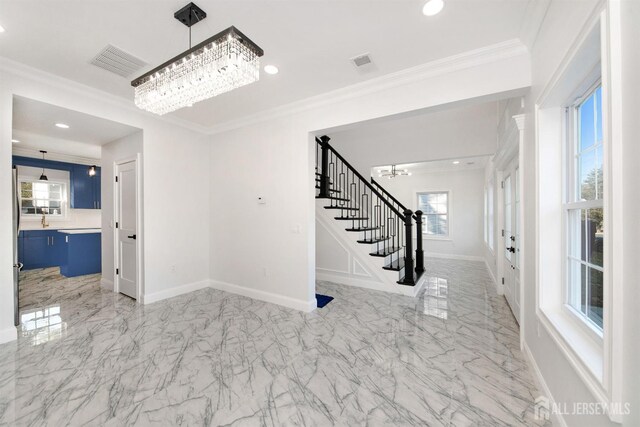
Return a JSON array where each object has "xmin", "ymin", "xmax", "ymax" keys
[{"xmin": 39, "ymin": 150, "xmax": 48, "ymax": 181}]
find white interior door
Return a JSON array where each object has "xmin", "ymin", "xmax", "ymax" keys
[
  {"xmin": 116, "ymin": 160, "xmax": 137, "ymax": 299},
  {"xmin": 503, "ymin": 159, "xmax": 521, "ymax": 324}
]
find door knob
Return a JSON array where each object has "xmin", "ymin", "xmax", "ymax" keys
[{"xmin": 127, "ymin": 234, "xmax": 137, "ymax": 240}]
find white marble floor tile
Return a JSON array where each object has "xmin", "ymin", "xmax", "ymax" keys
[{"xmin": 0, "ymin": 261, "xmax": 549, "ymax": 426}]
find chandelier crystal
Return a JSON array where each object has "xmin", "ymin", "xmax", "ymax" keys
[{"xmin": 131, "ymin": 4, "xmax": 264, "ymax": 116}]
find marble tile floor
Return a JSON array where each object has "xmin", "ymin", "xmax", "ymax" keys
[{"xmin": 0, "ymin": 260, "xmax": 549, "ymax": 426}]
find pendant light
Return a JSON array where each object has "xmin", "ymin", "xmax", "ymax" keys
[
  {"xmin": 39, "ymin": 150, "xmax": 48, "ymax": 181},
  {"xmin": 88, "ymin": 165, "xmax": 97, "ymax": 177}
]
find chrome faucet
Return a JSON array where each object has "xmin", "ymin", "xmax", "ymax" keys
[{"xmin": 41, "ymin": 211, "xmax": 49, "ymax": 228}]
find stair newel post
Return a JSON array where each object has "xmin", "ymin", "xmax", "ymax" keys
[
  {"xmin": 414, "ymin": 210, "xmax": 425, "ymax": 275},
  {"xmin": 318, "ymin": 136, "xmax": 331, "ymax": 198},
  {"xmin": 403, "ymin": 209, "xmax": 415, "ymax": 285}
]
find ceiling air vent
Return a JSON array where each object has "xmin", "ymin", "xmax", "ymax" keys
[
  {"xmin": 351, "ymin": 53, "xmax": 372, "ymax": 68},
  {"xmin": 90, "ymin": 45, "xmax": 146, "ymax": 78}
]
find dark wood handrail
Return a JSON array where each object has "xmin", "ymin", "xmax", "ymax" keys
[
  {"xmin": 370, "ymin": 177, "xmax": 409, "ymax": 212},
  {"xmin": 317, "ymin": 137, "xmax": 406, "ymax": 220}
]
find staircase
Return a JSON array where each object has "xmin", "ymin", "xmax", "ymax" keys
[{"xmin": 315, "ymin": 135, "xmax": 425, "ymax": 287}]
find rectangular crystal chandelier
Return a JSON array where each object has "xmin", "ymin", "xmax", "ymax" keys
[{"xmin": 131, "ymin": 26, "xmax": 263, "ymax": 116}]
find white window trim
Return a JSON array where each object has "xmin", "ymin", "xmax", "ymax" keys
[
  {"xmin": 416, "ymin": 190, "xmax": 451, "ymax": 239},
  {"xmin": 19, "ymin": 178, "xmax": 69, "ymax": 220},
  {"xmin": 534, "ymin": 6, "xmax": 623, "ymax": 422}
]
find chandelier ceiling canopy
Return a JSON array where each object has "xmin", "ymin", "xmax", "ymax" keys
[{"xmin": 131, "ymin": 2, "xmax": 264, "ymax": 116}]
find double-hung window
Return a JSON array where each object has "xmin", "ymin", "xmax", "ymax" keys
[
  {"xmin": 417, "ymin": 191, "xmax": 449, "ymax": 237},
  {"xmin": 565, "ymin": 83, "xmax": 604, "ymax": 331},
  {"xmin": 20, "ymin": 180, "xmax": 66, "ymax": 217}
]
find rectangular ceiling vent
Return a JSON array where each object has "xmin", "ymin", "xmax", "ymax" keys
[
  {"xmin": 351, "ymin": 53, "xmax": 372, "ymax": 68},
  {"xmin": 90, "ymin": 45, "xmax": 146, "ymax": 78}
]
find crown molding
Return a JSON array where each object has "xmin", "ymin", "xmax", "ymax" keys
[
  {"xmin": 207, "ymin": 38, "xmax": 530, "ymax": 135},
  {"xmin": 0, "ymin": 56, "xmax": 210, "ymax": 135},
  {"xmin": 2, "ymin": 37, "xmax": 529, "ymax": 137},
  {"xmin": 519, "ymin": 0, "xmax": 552, "ymax": 51},
  {"xmin": 12, "ymin": 146, "xmax": 100, "ymax": 166}
]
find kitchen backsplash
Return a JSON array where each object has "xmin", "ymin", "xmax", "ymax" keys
[{"xmin": 20, "ymin": 208, "xmax": 101, "ymax": 231}]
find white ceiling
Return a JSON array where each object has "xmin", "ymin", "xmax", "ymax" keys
[
  {"xmin": 373, "ymin": 155, "xmax": 489, "ymax": 176},
  {"xmin": 0, "ymin": 0, "xmax": 531, "ymax": 128},
  {"xmin": 12, "ymin": 96, "xmax": 140, "ymax": 146}
]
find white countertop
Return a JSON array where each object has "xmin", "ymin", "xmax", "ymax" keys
[{"xmin": 57, "ymin": 229, "xmax": 102, "ymax": 234}]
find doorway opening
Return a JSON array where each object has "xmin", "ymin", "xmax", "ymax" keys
[{"xmin": 11, "ymin": 96, "xmax": 143, "ymax": 344}]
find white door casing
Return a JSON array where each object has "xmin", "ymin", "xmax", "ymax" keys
[
  {"xmin": 115, "ymin": 160, "xmax": 138, "ymax": 299},
  {"xmin": 503, "ymin": 158, "xmax": 521, "ymax": 324}
]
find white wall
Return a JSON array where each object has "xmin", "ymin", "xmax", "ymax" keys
[
  {"xmin": 620, "ymin": 1, "xmax": 640, "ymax": 424},
  {"xmin": 0, "ymin": 60, "xmax": 210, "ymax": 342},
  {"xmin": 207, "ymin": 42, "xmax": 530, "ymax": 311},
  {"xmin": 521, "ymin": 1, "xmax": 639, "ymax": 426},
  {"xmin": 100, "ymin": 131, "xmax": 143, "ymax": 287},
  {"xmin": 374, "ymin": 168, "xmax": 486, "ymax": 260}
]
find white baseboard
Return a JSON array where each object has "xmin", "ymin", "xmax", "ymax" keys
[
  {"xmin": 523, "ymin": 341, "xmax": 568, "ymax": 427},
  {"xmin": 209, "ymin": 279, "xmax": 317, "ymax": 313},
  {"xmin": 317, "ymin": 271, "xmax": 390, "ymax": 292},
  {"xmin": 100, "ymin": 277, "xmax": 114, "ymax": 291},
  {"xmin": 425, "ymin": 252, "xmax": 485, "ymax": 262},
  {"xmin": 0, "ymin": 326, "xmax": 17, "ymax": 344},
  {"xmin": 143, "ymin": 280, "xmax": 211, "ymax": 305},
  {"xmin": 483, "ymin": 259, "xmax": 503, "ymax": 295},
  {"xmin": 317, "ymin": 270, "xmax": 426, "ymax": 297}
]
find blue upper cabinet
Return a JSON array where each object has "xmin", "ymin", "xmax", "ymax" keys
[{"xmin": 71, "ymin": 165, "xmax": 101, "ymax": 209}]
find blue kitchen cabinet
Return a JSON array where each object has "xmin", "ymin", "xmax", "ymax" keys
[
  {"xmin": 14, "ymin": 156, "xmax": 101, "ymax": 210},
  {"xmin": 71, "ymin": 165, "xmax": 101, "ymax": 209},
  {"xmin": 19, "ymin": 230, "xmax": 63, "ymax": 270},
  {"xmin": 59, "ymin": 233, "xmax": 101, "ymax": 277}
]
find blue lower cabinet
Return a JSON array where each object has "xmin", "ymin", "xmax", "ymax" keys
[
  {"xmin": 59, "ymin": 233, "xmax": 101, "ymax": 277},
  {"xmin": 19, "ymin": 230, "xmax": 62, "ymax": 270}
]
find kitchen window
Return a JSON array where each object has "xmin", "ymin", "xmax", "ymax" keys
[
  {"xmin": 20, "ymin": 180, "xmax": 67, "ymax": 217},
  {"xmin": 565, "ymin": 83, "xmax": 604, "ymax": 331},
  {"xmin": 417, "ymin": 191, "xmax": 448, "ymax": 237}
]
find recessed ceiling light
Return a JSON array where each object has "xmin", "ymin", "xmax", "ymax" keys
[
  {"xmin": 11, "ymin": 139, "xmax": 19, "ymax": 143},
  {"xmin": 55, "ymin": 123, "xmax": 70, "ymax": 129},
  {"xmin": 0, "ymin": 24, "xmax": 5, "ymax": 33},
  {"xmin": 423, "ymin": 0, "xmax": 444, "ymax": 16},
  {"xmin": 452, "ymin": 160, "xmax": 460, "ymax": 165},
  {"xmin": 264, "ymin": 65, "xmax": 279, "ymax": 75}
]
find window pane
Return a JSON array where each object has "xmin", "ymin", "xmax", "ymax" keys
[
  {"xmin": 586, "ymin": 208, "xmax": 604, "ymax": 267},
  {"xmin": 426, "ymin": 215, "xmax": 439, "ymax": 234},
  {"xmin": 426, "ymin": 214, "xmax": 447, "ymax": 236},
  {"xmin": 588, "ymin": 267, "xmax": 603, "ymax": 328},
  {"xmin": 568, "ymin": 258, "xmax": 586, "ymax": 314},
  {"xmin": 595, "ymin": 86, "xmax": 603, "ymax": 143},
  {"xmin": 579, "ymin": 93, "xmax": 595, "ymax": 151},
  {"xmin": 440, "ymin": 214, "xmax": 448, "ymax": 235},
  {"xmin": 579, "ymin": 149, "xmax": 596, "ymax": 200}
]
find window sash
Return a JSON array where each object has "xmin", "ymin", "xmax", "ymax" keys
[
  {"xmin": 564, "ymin": 82, "xmax": 605, "ymax": 333},
  {"xmin": 417, "ymin": 191, "xmax": 449, "ymax": 236}
]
